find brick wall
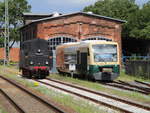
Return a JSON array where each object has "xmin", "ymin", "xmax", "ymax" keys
[
  {"xmin": 36, "ymin": 15, "xmax": 122, "ymax": 63},
  {"xmin": 36, "ymin": 15, "xmax": 121, "ymax": 41},
  {"xmin": 0, "ymin": 48, "xmax": 19, "ymax": 62},
  {"xmin": 20, "ymin": 13, "xmax": 123, "ymax": 64},
  {"xmin": 21, "ymin": 14, "xmax": 122, "ymax": 44},
  {"xmin": 0, "ymin": 48, "xmax": 4, "ymax": 59}
]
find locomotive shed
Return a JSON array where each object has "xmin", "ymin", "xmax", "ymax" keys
[{"xmin": 20, "ymin": 12, "xmax": 126, "ymax": 72}]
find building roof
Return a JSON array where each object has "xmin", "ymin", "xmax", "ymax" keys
[
  {"xmin": 22, "ymin": 12, "xmax": 53, "ymax": 17},
  {"xmin": 20, "ymin": 12, "xmax": 126, "ymax": 29},
  {"xmin": 23, "ymin": 12, "xmax": 51, "ymax": 16},
  {"xmin": 33, "ymin": 12, "xmax": 126, "ymax": 23},
  {"xmin": 23, "ymin": 12, "xmax": 62, "ymax": 17}
]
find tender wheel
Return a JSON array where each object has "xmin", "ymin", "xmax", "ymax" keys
[
  {"xmin": 27, "ymin": 71, "xmax": 32, "ymax": 79},
  {"xmin": 40, "ymin": 76, "xmax": 46, "ymax": 79},
  {"xmin": 22, "ymin": 69, "xmax": 26, "ymax": 77}
]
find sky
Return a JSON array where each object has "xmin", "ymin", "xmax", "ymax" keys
[
  {"xmin": 27, "ymin": 0, "xmax": 149, "ymax": 14},
  {"xmin": 0, "ymin": 0, "xmax": 149, "ymax": 14},
  {"xmin": 27, "ymin": 0, "xmax": 97, "ymax": 14},
  {"xmin": 0, "ymin": 0, "xmax": 149, "ymax": 47}
]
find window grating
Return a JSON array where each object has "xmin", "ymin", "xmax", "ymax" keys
[{"xmin": 48, "ymin": 36, "xmax": 77, "ymax": 51}]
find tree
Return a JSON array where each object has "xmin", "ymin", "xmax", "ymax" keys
[
  {"xmin": 83, "ymin": 0, "xmax": 142, "ymax": 39},
  {"xmin": 0, "ymin": 34, "xmax": 4, "ymax": 47},
  {"xmin": 130, "ymin": 1, "xmax": 150, "ymax": 39},
  {"xmin": 84, "ymin": 0, "xmax": 138, "ymax": 19},
  {"xmin": 0, "ymin": 1, "xmax": 4, "ymax": 46},
  {"xmin": 0, "ymin": 0, "xmax": 31, "ymax": 48}
]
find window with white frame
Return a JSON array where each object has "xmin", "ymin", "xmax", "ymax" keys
[{"xmin": 48, "ymin": 36, "xmax": 77, "ymax": 51}]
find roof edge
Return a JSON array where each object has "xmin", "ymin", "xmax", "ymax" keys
[{"xmin": 20, "ymin": 11, "xmax": 126, "ymax": 30}]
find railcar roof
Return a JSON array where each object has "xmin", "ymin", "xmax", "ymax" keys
[
  {"xmin": 81, "ymin": 40, "xmax": 117, "ymax": 44},
  {"xmin": 57, "ymin": 40, "xmax": 118, "ymax": 49}
]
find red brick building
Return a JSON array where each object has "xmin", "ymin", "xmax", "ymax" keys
[
  {"xmin": 20, "ymin": 12, "xmax": 125, "ymax": 64},
  {"xmin": 0, "ymin": 28, "xmax": 20, "ymax": 62},
  {"xmin": 0, "ymin": 48, "xmax": 19, "ymax": 62}
]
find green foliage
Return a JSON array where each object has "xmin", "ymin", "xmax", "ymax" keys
[
  {"xmin": 84, "ymin": 0, "xmax": 138, "ymax": 20},
  {"xmin": 0, "ymin": 36, "xmax": 4, "ymax": 43},
  {"xmin": 136, "ymin": 2, "xmax": 150, "ymax": 39},
  {"xmin": 83, "ymin": 0, "xmax": 150, "ymax": 39},
  {"xmin": 0, "ymin": 1, "xmax": 4, "ymax": 25},
  {"xmin": 0, "ymin": 0, "xmax": 31, "ymax": 27},
  {"xmin": 0, "ymin": 31, "xmax": 4, "ymax": 47},
  {"xmin": 0, "ymin": 0, "xmax": 31, "ymax": 47}
]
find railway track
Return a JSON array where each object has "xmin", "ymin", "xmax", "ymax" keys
[
  {"xmin": 0, "ymin": 89, "xmax": 25, "ymax": 113},
  {"xmin": 118, "ymin": 80, "xmax": 150, "ymax": 92},
  {"xmin": 0, "ymin": 75, "xmax": 73, "ymax": 113},
  {"xmin": 34, "ymin": 78, "xmax": 150, "ymax": 113},
  {"xmin": 134, "ymin": 80, "xmax": 150, "ymax": 88},
  {"xmin": 102, "ymin": 80, "xmax": 150, "ymax": 95}
]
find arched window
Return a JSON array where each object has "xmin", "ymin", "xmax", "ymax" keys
[
  {"xmin": 48, "ymin": 36, "xmax": 77, "ymax": 51},
  {"xmin": 82, "ymin": 36, "xmax": 112, "ymax": 41}
]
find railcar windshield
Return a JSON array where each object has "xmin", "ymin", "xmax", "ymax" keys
[{"xmin": 92, "ymin": 44, "xmax": 117, "ymax": 62}]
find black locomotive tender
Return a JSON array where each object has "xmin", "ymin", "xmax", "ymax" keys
[{"xmin": 19, "ymin": 38, "xmax": 52, "ymax": 79}]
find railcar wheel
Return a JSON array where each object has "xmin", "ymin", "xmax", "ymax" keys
[
  {"xmin": 87, "ymin": 75, "xmax": 91, "ymax": 81},
  {"xmin": 58, "ymin": 70, "xmax": 64, "ymax": 75},
  {"xmin": 81, "ymin": 74, "xmax": 86, "ymax": 79},
  {"xmin": 87, "ymin": 75, "xmax": 95, "ymax": 82},
  {"xmin": 91, "ymin": 78, "xmax": 96, "ymax": 82}
]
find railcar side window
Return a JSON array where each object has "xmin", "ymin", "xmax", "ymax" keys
[{"xmin": 64, "ymin": 54, "xmax": 76, "ymax": 64}]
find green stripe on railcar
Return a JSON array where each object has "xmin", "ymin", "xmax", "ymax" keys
[{"xmin": 88, "ymin": 65, "xmax": 120, "ymax": 80}]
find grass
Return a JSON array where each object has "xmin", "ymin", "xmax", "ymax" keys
[
  {"xmin": 0, "ymin": 107, "xmax": 7, "ymax": 113},
  {"xmin": 117, "ymin": 70, "xmax": 150, "ymax": 82},
  {"xmin": 48, "ymin": 73, "xmax": 150, "ymax": 103},
  {"xmin": 1, "ymin": 65, "xmax": 150, "ymax": 105},
  {"xmin": 34, "ymin": 85, "xmax": 113, "ymax": 113},
  {"xmin": 0, "ymin": 65, "xmax": 150, "ymax": 112},
  {"xmin": 0, "ymin": 65, "xmax": 116, "ymax": 113}
]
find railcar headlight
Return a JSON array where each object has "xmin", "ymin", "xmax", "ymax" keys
[
  {"xmin": 45, "ymin": 61, "xmax": 49, "ymax": 65},
  {"xmin": 30, "ymin": 61, "xmax": 33, "ymax": 65},
  {"xmin": 38, "ymin": 49, "xmax": 41, "ymax": 53}
]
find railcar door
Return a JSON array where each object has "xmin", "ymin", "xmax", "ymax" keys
[
  {"xmin": 80, "ymin": 52, "xmax": 88, "ymax": 71},
  {"xmin": 77, "ymin": 51, "xmax": 88, "ymax": 74}
]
